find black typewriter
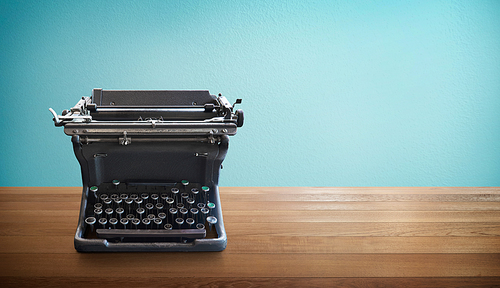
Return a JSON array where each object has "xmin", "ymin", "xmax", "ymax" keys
[{"xmin": 50, "ymin": 89, "xmax": 243, "ymax": 252}]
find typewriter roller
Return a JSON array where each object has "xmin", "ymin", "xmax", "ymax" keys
[{"xmin": 50, "ymin": 89, "xmax": 243, "ymax": 252}]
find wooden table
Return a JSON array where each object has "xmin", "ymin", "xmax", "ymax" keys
[{"xmin": 1, "ymin": 187, "xmax": 499, "ymax": 287}]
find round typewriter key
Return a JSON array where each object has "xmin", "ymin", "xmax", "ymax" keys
[
  {"xmin": 94, "ymin": 203, "xmax": 103, "ymax": 209},
  {"xmin": 130, "ymin": 194, "xmax": 138, "ymax": 200},
  {"xmin": 201, "ymin": 186, "xmax": 210, "ymax": 192},
  {"xmin": 179, "ymin": 207, "xmax": 188, "ymax": 217},
  {"xmin": 161, "ymin": 193, "xmax": 168, "ymax": 201},
  {"xmin": 112, "ymin": 179, "xmax": 120, "ymax": 187},
  {"xmin": 98, "ymin": 217, "xmax": 107, "ymax": 228},
  {"xmin": 90, "ymin": 186, "xmax": 98, "ymax": 197},
  {"xmin": 142, "ymin": 218, "xmax": 151, "ymax": 228},
  {"xmin": 145, "ymin": 202, "xmax": 154, "ymax": 210},
  {"xmin": 85, "ymin": 216, "xmax": 96, "ymax": 225},
  {"xmin": 120, "ymin": 194, "xmax": 128, "ymax": 200},
  {"xmin": 154, "ymin": 218, "xmax": 162, "ymax": 228},
  {"xmin": 105, "ymin": 207, "xmax": 113, "ymax": 216},
  {"xmin": 169, "ymin": 208, "xmax": 177, "ymax": 223},
  {"xmin": 171, "ymin": 188, "xmax": 179, "ymax": 202},
  {"xmin": 120, "ymin": 218, "xmax": 129, "ymax": 229},
  {"xmin": 94, "ymin": 208, "xmax": 103, "ymax": 216},
  {"xmin": 164, "ymin": 223, "xmax": 173, "ymax": 230},
  {"xmin": 181, "ymin": 180, "xmax": 189, "ymax": 186},
  {"xmin": 155, "ymin": 203, "xmax": 164, "ymax": 210},
  {"xmin": 190, "ymin": 208, "xmax": 199, "ymax": 221},
  {"xmin": 196, "ymin": 223, "xmax": 205, "ymax": 230},
  {"xmin": 136, "ymin": 207, "xmax": 145, "ymax": 219},
  {"xmin": 99, "ymin": 194, "xmax": 108, "ymax": 201},
  {"xmin": 186, "ymin": 218, "xmax": 195, "ymax": 227},
  {"xmin": 141, "ymin": 193, "xmax": 149, "ymax": 200},
  {"xmin": 127, "ymin": 214, "xmax": 135, "ymax": 220},
  {"xmin": 116, "ymin": 207, "xmax": 124, "ymax": 219},
  {"xmin": 104, "ymin": 199, "xmax": 112, "ymax": 205},
  {"xmin": 176, "ymin": 202, "xmax": 184, "ymax": 209},
  {"xmin": 151, "ymin": 194, "xmax": 159, "ymax": 201},
  {"xmin": 197, "ymin": 203, "xmax": 205, "ymax": 209},
  {"xmin": 113, "ymin": 198, "xmax": 122, "ymax": 206},
  {"xmin": 181, "ymin": 193, "xmax": 189, "ymax": 199},
  {"xmin": 158, "ymin": 212, "xmax": 167, "ymax": 220},
  {"xmin": 191, "ymin": 188, "xmax": 199, "ymax": 195},
  {"xmin": 134, "ymin": 198, "xmax": 143, "ymax": 207},
  {"xmin": 110, "ymin": 193, "xmax": 119, "ymax": 200},
  {"xmin": 109, "ymin": 218, "xmax": 118, "ymax": 228},
  {"xmin": 207, "ymin": 202, "xmax": 215, "ymax": 209},
  {"xmin": 132, "ymin": 218, "xmax": 140, "ymax": 229},
  {"xmin": 175, "ymin": 217, "xmax": 184, "ymax": 227},
  {"xmin": 206, "ymin": 216, "xmax": 217, "ymax": 231},
  {"xmin": 201, "ymin": 186, "xmax": 210, "ymax": 204},
  {"xmin": 187, "ymin": 198, "xmax": 195, "ymax": 206},
  {"xmin": 201, "ymin": 207, "xmax": 209, "ymax": 222},
  {"xmin": 147, "ymin": 214, "xmax": 155, "ymax": 220},
  {"xmin": 166, "ymin": 197, "xmax": 174, "ymax": 205}
]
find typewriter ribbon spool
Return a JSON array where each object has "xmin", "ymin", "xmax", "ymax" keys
[{"xmin": 50, "ymin": 89, "xmax": 243, "ymax": 252}]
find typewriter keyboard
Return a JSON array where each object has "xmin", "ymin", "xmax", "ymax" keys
[{"xmin": 84, "ymin": 180, "xmax": 219, "ymax": 242}]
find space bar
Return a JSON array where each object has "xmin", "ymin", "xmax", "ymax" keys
[{"xmin": 96, "ymin": 228, "xmax": 206, "ymax": 239}]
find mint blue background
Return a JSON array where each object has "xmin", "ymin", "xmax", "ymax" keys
[{"xmin": 1, "ymin": 0, "xmax": 499, "ymax": 187}]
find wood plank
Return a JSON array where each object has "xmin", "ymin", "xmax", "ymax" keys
[
  {"xmin": 3, "ymin": 192, "xmax": 500, "ymax": 202},
  {"xmin": 1, "ymin": 210, "xmax": 499, "ymax": 223},
  {"xmin": 0, "ymin": 253, "xmax": 498, "ymax": 277},
  {"xmin": 1, "ymin": 221, "xmax": 498, "ymax": 237},
  {"xmin": 3, "ymin": 200, "xmax": 500, "ymax": 212},
  {"xmin": 2, "ymin": 277, "xmax": 500, "ymax": 288},
  {"xmin": 2, "ymin": 186, "xmax": 499, "ymax": 195},
  {"xmin": 1, "ymin": 235, "xmax": 499, "ymax": 254}
]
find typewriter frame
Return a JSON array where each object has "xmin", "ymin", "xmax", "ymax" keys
[{"xmin": 50, "ymin": 89, "xmax": 243, "ymax": 252}]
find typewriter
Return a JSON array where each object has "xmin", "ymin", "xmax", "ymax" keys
[{"xmin": 49, "ymin": 89, "xmax": 243, "ymax": 252}]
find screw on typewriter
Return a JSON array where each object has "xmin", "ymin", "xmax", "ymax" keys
[{"xmin": 50, "ymin": 89, "xmax": 243, "ymax": 252}]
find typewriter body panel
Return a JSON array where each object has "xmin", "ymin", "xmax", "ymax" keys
[{"xmin": 50, "ymin": 89, "xmax": 243, "ymax": 252}]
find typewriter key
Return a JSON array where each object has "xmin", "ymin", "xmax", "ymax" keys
[
  {"xmin": 181, "ymin": 180, "xmax": 189, "ymax": 189},
  {"xmin": 94, "ymin": 203, "xmax": 103, "ymax": 209},
  {"xmin": 190, "ymin": 208, "xmax": 199, "ymax": 222},
  {"xmin": 206, "ymin": 216, "xmax": 217, "ymax": 231},
  {"xmin": 160, "ymin": 193, "xmax": 168, "ymax": 201},
  {"xmin": 104, "ymin": 199, "xmax": 112, "ymax": 206},
  {"xmin": 112, "ymin": 180, "xmax": 120, "ymax": 188},
  {"xmin": 120, "ymin": 218, "xmax": 129, "ymax": 229},
  {"xmin": 105, "ymin": 208, "xmax": 113, "ymax": 216},
  {"xmin": 116, "ymin": 207, "xmax": 124, "ymax": 219},
  {"xmin": 120, "ymin": 194, "xmax": 128, "ymax": 200},
  {"xmin": 127, "ymin": 214, "xmax": 135, "ymax": 220},
  {"xmin": 94, "ymin": 208, "xmax": 103, "ymax": 217},
  {"xmin": 134, "ymin": 198, "xmax": 143, "ymax": 207},
  {"xmin": 186, "ymin": 218, "xmax": 195, "ymax": 227},
  {"xmin": 110, "ymin": 194, "xmax": 119, "ymax": 200},
  {"xmin": 201, "ymin": 207, "xmax": 209, "ymax": 223},
  {"xmin": 197, "ymin": 203, "xmax": 205, "ymax": 209},
  {"xmin": 166, "ymin": 197, "xmax": 174, "ymax": 206},
  {"xmin": 129, "ymin": 194, "xmax": 138, "ymax": 201},
  {"xmin": 98, "ymin": 218, "xmax": 107, "ymax": 229},
  {"xmin": 142, "ymin": 218, "xmax": 151, "ymax": 228},
  {"xmin": 196, "ymin": 223, "xmax": 205, "ymax": 230},
  {"xmin": 176, "ymin": 202, "xmax": 184, "ymax": 209},
  {"xmin": 175, "ymin": 217, "xmax": 184, "ymax": 227},
  {"xmin": 141, "ymin": 193, "xmax": 149, "ymax": 200},
  {"xmin": 191, "ymin": 188, "xmax": 199, "ymax": 195},
  {"xmin": 132, "ymin": 218, "xmax": 140, "ymax": 229},
  {"xmin": 171, "ymin": 187, "xmax": 179, "ymax": 202},
  {"xmin": 145, "ymin": 203, "xmax": 154, "ymax": 213},
  {"xmin": 179, "ymin": 207, "xmax": 188, "ymax": 218},
  {"xmin": 164, "ymin": 223, "xmax": 173, "ymax": 230},
  {"xmin": 201, "ymin": 186, "xmax": 210, "ymax": 203},
  {"xmin": 155, "ymin": 203, "xmax": 164, "ymax": 211},
  {"xmin": 147, "ymin": 214, "xmax": 155, "ymax": 220},
  {"xmin": 90, "ymin": 186, "xmax": 98, "ymax": 198},
  {"xmin": 136, "ymin": 207, "xmax": 145, "ymax": 220},
  {"xmin": 187, "ymin": 198, "xmax": 195, "ymax": 206},
  {"xmin": 158, "ymin": 212, "xmax": 167, "ymax": 220},
  {"xmin": 99, "ymin": 193, "xmax": 108, "ymax": 201},
  {"xmin": 85, "ymin": 216, "xmax": 96, "ymax": 231},
  {"xmin": 109, "ymin": 218, "xmax": 118, "ymax": 228},
  {"xmin": 151, "ymin": 194, "xmax": 159, "ymax": 202},
  {"xmin": 207, "ymin": 202, "xmax": 215, "ymax": 216},
  {"xmin": 154, "ymin": 218, "xmax": 162, "ymax": 228},
  {"xmin": 169, "ymin": 208, "xmax": 177, "ymax": 223}
]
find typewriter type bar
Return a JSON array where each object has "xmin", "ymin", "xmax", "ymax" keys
[{"xmin": 50, "ymin": 89, "xmax": 243, "ymax": 252}]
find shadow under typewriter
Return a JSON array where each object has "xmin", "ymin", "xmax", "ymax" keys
[{"xmin": 50, "ymin": 89, "xmax": 243, "ymax": 252}]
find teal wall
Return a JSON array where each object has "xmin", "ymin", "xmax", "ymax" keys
[{"xmin": 1, "ymin": 0, "xmax": 499, "ymax": 187}]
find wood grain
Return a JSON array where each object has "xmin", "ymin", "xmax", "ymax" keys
[{"xmin": 0, "ymin": 187, "xmax": 499, "ymax": 287}]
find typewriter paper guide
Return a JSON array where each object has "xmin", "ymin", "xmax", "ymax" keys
[{"xmin": 50, "ymin": 89, "xmax": 243, "ymax": 252}]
